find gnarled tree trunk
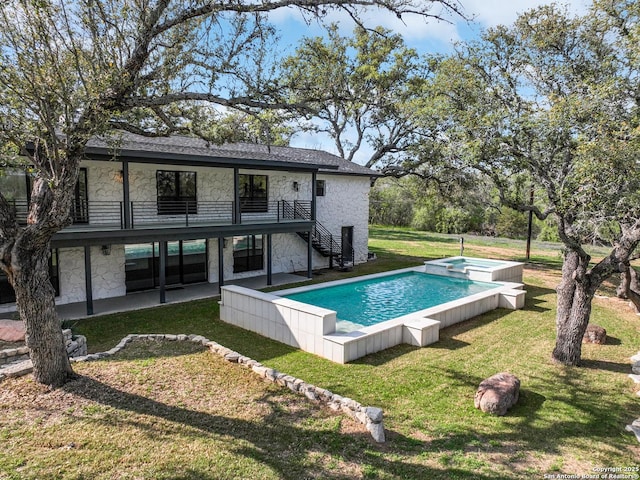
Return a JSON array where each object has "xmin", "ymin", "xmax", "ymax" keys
[
  {"xmin": 616, "ymin": 265, "xmax": 630, "ymax": 299},
  {"xmin": 552, "ymin": 249, "xmax": 596, "ymax": 366},
  {"xmin": 1, "ymin": 174, "xmax": 77, "ymax": 387},
  {"xmin": 12, "ymin": 232, "xmax": 73, "ymax": 387},
  {"xmin": 626, "ymin": 267, "xmax": 640, "ymax": 313},
  {"xmin": 616, "ymin": 262, "xmax": 640, "ymax": 313}
]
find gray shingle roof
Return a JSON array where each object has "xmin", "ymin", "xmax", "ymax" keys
[{"xmin": 86, "ymin": 132, "xmax": 379, "ymax": 177}]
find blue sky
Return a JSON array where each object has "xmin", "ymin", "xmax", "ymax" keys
[{"xmin": 266, "ymin": 0, "xmax": 591, "ymax": 161}]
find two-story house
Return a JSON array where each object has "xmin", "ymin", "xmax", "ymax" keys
[{"xmin": 0, "ymin": 133, "xmax": 378, "ymax": 316}]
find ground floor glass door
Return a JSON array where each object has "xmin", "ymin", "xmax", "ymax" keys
[
  {"xmin": 125, "ymin": 240, "xmax": 207, "ymax": 292},
  {"xmin": 341, "ymin": 226, "xmax": 354, "ymax": 263}
]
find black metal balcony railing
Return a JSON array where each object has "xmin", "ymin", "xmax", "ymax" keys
[
  {"xmin": 9, "ymin": 199, "xmax": 312, "ymax": 230},
  {"xmin": 131, "ymin": 201, "xmax": 232, "ymax": 227},
  {"xmin": 10, "ymin": 199, "xmax": 124, "ymax": 228}
]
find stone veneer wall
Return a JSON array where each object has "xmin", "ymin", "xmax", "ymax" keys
[
  {"xmin": 0, "ymin": 165, "xmax": 372, "ymax": 313},
  {"xmin": 57, "ymin": 246, "xmax": 126, "ymax": 305},
  {"xmin": 315, "ymin": 175, "xmax": 371, "ymax": 264}
]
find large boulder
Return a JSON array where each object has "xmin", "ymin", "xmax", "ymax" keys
[
  {"xmin": 474, "ymin": 372, "xmax": 520, "ymax": 416},
  {"xmin": 0, "ymin": 319, "xmax": 26, "ymax": 343},
  {"xmin": 583, "ymin": 324, "xmax": 607, "ymax": 345}
]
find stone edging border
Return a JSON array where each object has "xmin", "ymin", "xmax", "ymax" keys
[{"xmin": 66, "ymin": 333, "xmax": 386, "ymax": 443}]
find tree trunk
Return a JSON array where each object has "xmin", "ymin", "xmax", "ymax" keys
[
  {"xmin": 616, "ymin": 264, "xmax": 630, "ymax": 299},
  {"xmin": 625, "ymin": 266, "xmax": 640, "ymax": 313},
  {"xmin": 552, "ymin": 249, "xmax": 595, "ymax": 366},
  {"xmin": 12, "ymin": 235, "xmax": 73, "ymax": 387}
]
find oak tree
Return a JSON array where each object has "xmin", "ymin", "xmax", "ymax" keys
[{"xmin": 436, "ymin": 0, "xmax": 640, "ymax": 365}]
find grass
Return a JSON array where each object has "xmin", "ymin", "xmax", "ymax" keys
[{"xmin": 2, "ymin": 225, "xmax": 639, "ymax": 479}]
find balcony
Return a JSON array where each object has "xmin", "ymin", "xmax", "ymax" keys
[{"xmin": 9, "ymin": 199, "xmax": 311, "ymax": 232}]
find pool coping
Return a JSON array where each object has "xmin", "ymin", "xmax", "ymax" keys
[{"xmin": 219, "ymin": 263, "xmax": 526, "ymax": 364}]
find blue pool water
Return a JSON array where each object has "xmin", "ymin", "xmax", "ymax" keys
[{"xmin": 283, "ymin": 271, "xmax": 499, "ymax": 329}]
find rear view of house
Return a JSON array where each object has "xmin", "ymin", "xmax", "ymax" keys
[{"xmin": 0, "ymin": 133, "xmax": 378, "ymax": 315}]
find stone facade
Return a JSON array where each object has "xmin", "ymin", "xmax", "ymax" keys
[
  {"xmin": 0, "ymin": 154, "xmax": 373, "ymax": 313},
  {"xmin": 315, "ymin": 175, "xmax": 371, "ymax": 264},
  {"xmin": 57, "ymin": 246, "xmax": 126, "ymax": 305}
]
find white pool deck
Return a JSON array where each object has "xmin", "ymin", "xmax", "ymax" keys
[{"xmin": 219, "ymin": 258, "xmax": 525, "ymax": 363}]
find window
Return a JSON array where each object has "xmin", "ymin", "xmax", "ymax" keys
[
  {"xmin": 156, "ymin": 170, "xmax": 197, "ymax": 215},
  {"xmin": 0, "ymin": 170, "xmax": 29, "ymax": 223},
  {"xmin": 0, "ymin": 250, "xmax": 59, "ymax": 304},
  {"xmin": 316, "ymin": 179, "xmax": 326, "ymax": 197},
  {"xmin": 239, "ymin": 174, "xmax": 268, "ymax": 213},
  {"xmin": 233, "ymin": 235, "xmax": 263, "ymax": 273},
  {"xmin": 0, "ymin": 168, "xmax": 88, "ymax": 223}
]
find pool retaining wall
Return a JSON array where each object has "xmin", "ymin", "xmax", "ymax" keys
[
  {"xmin": 219, "ymin": 265, "xmax": 526, "ymax": 364},
  {"xmin": 219, "ymin": 286, "xmax": 336, "ymax": 357}
]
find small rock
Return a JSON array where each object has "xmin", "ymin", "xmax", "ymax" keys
[
  {"xmin": 365, "ymin": 406, "xmax": 384, "ymax": 423},
  {"xmin": 625, "ymin": 419, "xmax": 640, "ymax": 443},
  {"xmin": 251, "ymin": 365, "xmax": 267, "ymax": 377},
  {"xmin": 223, "ymin": 351, "xmax": 240, "ymax": 363},
  {"xmin": 582, "ymin": 324, "xmax": 607, "ymax": 344},
  {"xmin": 3, "ymin": 359, "xmax": 33, "ymax": 377},
  {"xmin": 629, "ymin": 374, "xmax": 640, "ymax": 384},
  {"xmin": 474, "ymin": 372, "xmax": 520, "ymax": 416},
  {"xmin": 367, "ymin": 421, "xmax": 386, "ymax": 443},
  {"xmin": 630, "ymin": 352, "xmax": 640, "ymax": 363},
  {"xmin": 0, "ymin": 320, "xmax": 26, "ymax": 342}
]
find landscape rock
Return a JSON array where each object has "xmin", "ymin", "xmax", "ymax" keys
[
  {"xmin": 365, "ymin": 406, "xmax": 384, "ymax": 423},
  {"xmin": 625, "ymin": 419, "xmax": 640, "ymax": 443},
  {"xmin": 582, "ymin": 324, "xmax": 607, "ymax": 344},
  {"xmin": 367, "ymin": 421, "xmax": 386, "ymax": 443},
  {"xmin": 474, "ymin": 372, "xmax": 520, "ymax": 416},
  {"xmin": 0, "ymin": 319, "xmax": 26, "ymax": 342}
]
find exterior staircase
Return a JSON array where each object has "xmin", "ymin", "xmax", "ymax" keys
[{"xmin": 282, "ymin": 201, "xmax": 354, "ymax": 271}]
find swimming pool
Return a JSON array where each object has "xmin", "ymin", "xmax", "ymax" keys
[
  {"xmin": 219, "ymin": 261, "xmax": 526, "ymax": 363},
  {"xmin": 283, "ymin": 272, "xmax": 499, "ymax": 331}
]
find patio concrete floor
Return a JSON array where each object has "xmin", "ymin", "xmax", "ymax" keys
[{"xmin": 55, "ymin": 273, "xmax": 310, "ymax": 320}]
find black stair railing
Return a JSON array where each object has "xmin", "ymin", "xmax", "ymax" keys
[{"xmin": 282, "ymin": 200, "xmax": 353, "ymax": 270}]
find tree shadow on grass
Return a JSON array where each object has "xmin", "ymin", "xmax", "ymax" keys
[
  {"xmin": 579, "ymin": 358, "xmax": 631, "ymax": 374},
  {"xmin": 394, "ymin": 363, "xmax": 639, "ymax": 466},
  {"xmin": 63, "ymin": 374, "xmax": 510, "ymax": 480},
  {"xmin": 522, "ymin": 284, "xmax": 555, "ymax": 313}
]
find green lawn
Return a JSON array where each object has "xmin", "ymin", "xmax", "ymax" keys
[{"xmin": 2, "ymin": 226, "xmax": 639, "ymax": 479}]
